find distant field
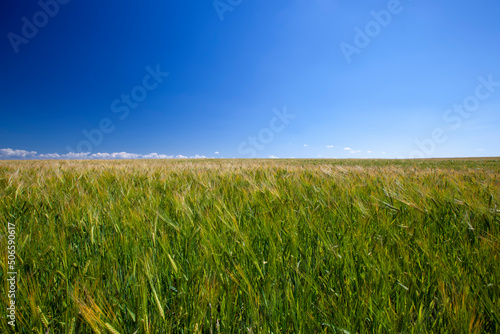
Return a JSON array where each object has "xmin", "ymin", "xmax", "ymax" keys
[{"xmin": 1, "ymin": 159, "xmax": 499, "ymax": 333}]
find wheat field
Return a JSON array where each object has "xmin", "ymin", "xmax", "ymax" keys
[{"xmin": 1, "ymin": 159, "xmax": 499, "ymax": 333}]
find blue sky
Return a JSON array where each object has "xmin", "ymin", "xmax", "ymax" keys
[{"xmin": 1, "ymin": 0, "xmax": 499, "ymax": 159}]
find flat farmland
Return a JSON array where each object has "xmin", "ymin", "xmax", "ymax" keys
[{"xmin": 1, "ymin": 159, "xmax": 499, "ymax": 333}]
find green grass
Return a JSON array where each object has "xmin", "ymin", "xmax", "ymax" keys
[{"xmin": 1, "ymin": 159, "xmax": 499, "ymax": 333}]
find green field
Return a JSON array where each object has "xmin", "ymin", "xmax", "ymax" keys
[{"xmin": 1, "ymin": 159, "xmax": 499, "ymax": 333}]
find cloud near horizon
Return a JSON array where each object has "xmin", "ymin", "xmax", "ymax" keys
[{"xmin": 0, "ymin": 148, "xmax": 209, "ymax": 160}]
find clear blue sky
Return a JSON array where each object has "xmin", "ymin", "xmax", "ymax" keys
[{"xmin": 1, "ymin": 0, "xmax": 499, "ymax": 159}]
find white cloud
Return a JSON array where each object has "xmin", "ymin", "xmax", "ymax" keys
[
  {"xmin": 89, "ymin": 152, "xmax": 141, "ymax": 159},
  {"xmin": 343, "ymin": 147, "xmax": 361, "ymax": 154},
  {"xmin": 62, "ymin": 152, "xmax": 90, "ymax": 159},
  {"xmin": 0, "ymin": 148, "xmax": 37, "ymax": 158},
  {"xmin": 326, "ymin": 145, "xmax": 334, "ymax": 148},
  {"xmin": 114, "ymin": 152, "xmax": 141, "ymax": 159},
  {"xmin": 303, "ymin": 144, "xmax": 308, "ymax": 147},
  {"xmin": 0, "ymin": 148, "xmax": 208, "ymax": 160},
  {"xmin": 268, "ymin": 155, "xmax": 279, "ymax": 159},
  {"xmin": 214, "ymin": 151, "xmax": 220, "ymax": 155},
  {"xmin": 142, "ymin": 153, "xmax": 173, "ymax": 159},
  {"xmin": 88, "ymin": 153, "xmax": 112, "ymax": 159},
  {"xmin": 366, "ymin": 151, "xmax": 372, "ymax": 154},
  {"xmin": 39, "ymin": 153, "xmax": 62, "ymax": 158}
]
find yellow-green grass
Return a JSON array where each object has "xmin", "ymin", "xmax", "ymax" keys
[{"xmin": 1, "ymin": 159, "xmax": 499, "ymax": 333}]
